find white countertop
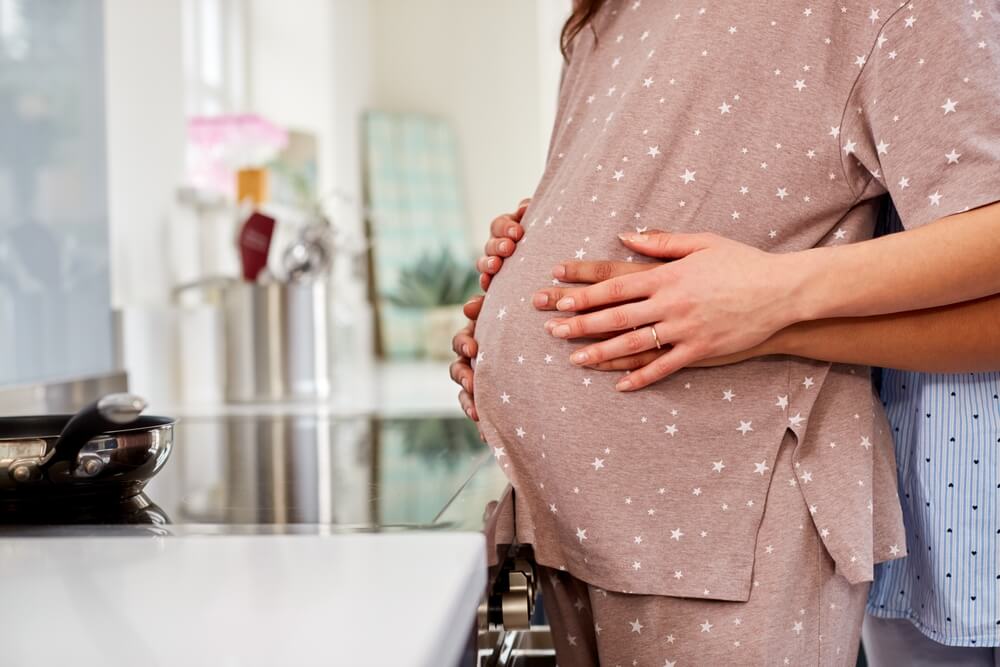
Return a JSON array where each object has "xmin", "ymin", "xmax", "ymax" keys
[{"xmin": 0, "ymin": 532, "xmax": 485, "ymax": 667}]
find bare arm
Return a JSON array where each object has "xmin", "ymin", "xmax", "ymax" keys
[
  {"xmin": 745, "ymin": 293, "xmax": 1000, "ymax": 373},
  {"xmin": 791, "ymin": 201, "xmax": 1000, "ymax": 322}
]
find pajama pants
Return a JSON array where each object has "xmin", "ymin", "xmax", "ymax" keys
[{"xmin": 538, "ymin": 436, "xmax": 870, "ymax": 666}]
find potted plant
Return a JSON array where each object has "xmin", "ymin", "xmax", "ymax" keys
[{"xmin": 386, "ymin": 248, "xmax": 479, "ymax": 359}]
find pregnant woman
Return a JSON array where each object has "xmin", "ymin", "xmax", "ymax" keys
[{"xmin": 458, "ymin": 1, "xmax": 1000, "ymax": 663}]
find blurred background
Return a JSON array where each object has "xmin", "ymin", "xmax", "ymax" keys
[
  {"xmin": 0, "ymin": 6, "xmax": 570, "ymax": 660},
  {"xmin": 0, "ymin": 0, "xmax": 569, "ymax": 410}
]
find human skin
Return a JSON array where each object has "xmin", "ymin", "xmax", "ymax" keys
[
  {"xmin": 534, "ymin": 200, "xmax": 1000, "ymax": 390},
  {"xmin": 450, "ymin": 200, "xmax": 1000, "ymax": 418}
]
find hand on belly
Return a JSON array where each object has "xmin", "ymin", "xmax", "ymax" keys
[
  {"xmin": 451, "ymin": 200, "xmax": 530, "ymax": 429},
  {"xmin": 454, "ymin": 214, "xmax": 787, "ymax": 422},
  {"xmin": 531, "ymin": 231, "xmax": 796, "ymax": 390}
]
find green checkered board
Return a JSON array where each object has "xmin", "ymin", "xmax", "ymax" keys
[{"xmin": 364, "ymin": 111, "xmax": 471, "ymax": 358}]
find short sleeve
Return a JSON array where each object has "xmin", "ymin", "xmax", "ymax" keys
[{"xmin": 839, "ymin": 1, "xmax": 1000, "ymax": 230}]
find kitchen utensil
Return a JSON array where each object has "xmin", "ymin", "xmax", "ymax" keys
[
  {"xmin": 222, "ymin": 279, "xmax": 332, "ymax": 402},
  {"xmin": 238, "ymin": 211, "xmax": 276, "ymax": 281},
  {"xmin": 281, "ymin": 220, "xmax": 334, "ymax": 282},
  {"xmin": 0, "ymin": 393, "xmax": 175, "ymax": 506}
]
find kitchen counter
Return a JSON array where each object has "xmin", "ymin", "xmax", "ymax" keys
[
  {"xmin": 0, "ymin": 405, "xmax": 510, "ymax": 666},
  {"xmin": 1, "ymin": 532, "xmax": 485, "ymax": 667}
]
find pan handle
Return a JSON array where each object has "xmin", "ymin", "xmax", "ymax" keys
[{"xmin": 43, "ymin": 394, "xmax": 147, "ymax": 468}]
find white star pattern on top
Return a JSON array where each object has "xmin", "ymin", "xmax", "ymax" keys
[{"xmin": 472, "ymin": 0, "xmax": 997, "ymax": 605}]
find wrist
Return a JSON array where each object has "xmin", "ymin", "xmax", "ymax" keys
[
  {"xmin": 775, "ymin": 248, "xmax": 835, "ymax": 325},
  {"xmin": 760, "ymin": 325, "xmax": 799, "ymax": 357}
]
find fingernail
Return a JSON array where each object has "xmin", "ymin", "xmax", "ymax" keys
[
  {"xmin": 465, "ymin": 408, "xmax": 474, "ymax": 418},
  {"xmin": 552, "ymin": 264, "xmax": 566, "ymax": 278},
  {"xmin": 461, "ymin": 378, "xmax": 469, "ymax": 391},
  {"xmin": 616, "ymin": 379, "xmax": 633, "ymax": 391},
  {"xmin": 462, "ymin": 344, "xmax": 470, "ymax": 356},
  {"xmin": 571, "ymin": 351, "xmax": 589, "ymax": 364},
  {"xmin": 533, "ymin": 292, "xmax": 549, "ymax": 307},
  {"xmin": 507, "ymin": 226, "xmax": 519, "ymax": 238},
  {"xmin": 544, "ymin": 319, "xmax": 556, "ymax": 332},
  {"xmin": 499, "ymin": 240, "xmax": 512, "ymax": 253},
  {"xmin": 488, "ymin": 257, "xmax": 498, "ymax": 270},
  {"xmin": 556, "ymin": 297, "xmax": 575, "ymax": 310},
  {"xmin": 618, "ymin": 232, "xmax": 645, "ymax": 243},
  {"xmin": 553, "ymin": 324, "xmax": 571, "ymax": 337}
]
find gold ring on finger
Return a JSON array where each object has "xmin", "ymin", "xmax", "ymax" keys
[{"xmin": 650, "ymin": 325, "xmax": 662, "ymax": 350}]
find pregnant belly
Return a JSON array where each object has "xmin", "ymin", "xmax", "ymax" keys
[
  {"xmin": 470, "ymin": 219, "xmax": 817, "ymax": 597},
  {"xmin": 471, "ymin": 219, "xmax": 789, "ymax": 471}
]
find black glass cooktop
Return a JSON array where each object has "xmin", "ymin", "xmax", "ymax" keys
[{"xmin": 0, "ymin": 414, "xmax": 508, "ymax": 535}]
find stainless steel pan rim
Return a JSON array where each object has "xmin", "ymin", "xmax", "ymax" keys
[{"xmin": 0, "ymin": 414, "xmax": 175, "ymax": 497}]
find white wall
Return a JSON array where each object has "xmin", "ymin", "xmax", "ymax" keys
[
  {"xmin": 104, "ymin": 1, "xmax": 567, "ymax": 300},
  {"xmin": 245, "ymin": 0, "xmax": 336, "ymax": 197},
  {"xmin": 245, "ymin": 0, "xmax": 371, "ymax": 246},
  {"xmin": 369, "ymin": 0, "xmax": 566, "ymax": 254},
  {"xmin": 103, "ymin": 0, "xmax": 186, "ymax": 308}
]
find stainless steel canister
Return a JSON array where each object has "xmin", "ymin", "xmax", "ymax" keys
[{"xmin": 222, "ymin": 280, "xmax": 332, "ymax": 402}]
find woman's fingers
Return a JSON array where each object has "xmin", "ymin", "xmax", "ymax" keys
[
  {"xmin": 484, "ymin": 236, "xmax": 516, "ymax": 257},
  {"xmin": 477, "ymin": 200, "xmax": 530, "ymax": 294},
  {"xmin": 477, "ymin": 255, "xmax": 503, "ymax": 274},
  {"xmin": 552, "ymin": 259, "xmax": 656, "ymax": 284},
  {"xmin": 462, "ymin": 295, "xmax": 484, "ymax": 321},
  {"xmin": 615, "ymin": 344, "xmax": 700, "ymax": 391},
  {"xmin": 566, "ymin": 322, "xmax": 673, "ymax": 366},
  {"xmin": 546, "ymin": 300, "xmax": 661, "ymax": 339},
  {"xmin": 458, "ymin": 388, "xmax": 478, "ymax": 421},
  {"xmin": 452, "ymin": 329, "xmax": 477, "ymax": 359},
  {"xmin": 531, "ymin": 260, "xmax": 658, "ymax": 312},
  {"xmin": 550, "ymin": 270, "xmax": 657, "ymax": 313},
  {"xmin": 489, "ymin": 211, "xmax": 526, "ymax": 241},
  {"xmin": 532, "ymin": 259, "xmax": 652, "ymax": 310},
  {"xmin": 450, "ymin": 357, "xmax": 477, "ymax": 398},
  {"xmin": 542, "ymin": 318, "xmax": 637, "ymax": 340},
  {"xmin": 533, "ymin": 284, "xmax": 650, "ymax": 311},
  {"xmin": 585, "ymin": 350, "xmax": 662, "ymax": 371},
  {"xmin": 617, "ymin": 230, "xmax": 719, "ymax": 260}
]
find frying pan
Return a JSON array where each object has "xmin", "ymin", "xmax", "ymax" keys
[{"xmin": 0, "ymin": 394, "xmax": 174, "ymax": 507}]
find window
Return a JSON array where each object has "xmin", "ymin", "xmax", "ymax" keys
[{"xmin": 181, "ymin": 0, "xmax": 246, "ymax": 116}]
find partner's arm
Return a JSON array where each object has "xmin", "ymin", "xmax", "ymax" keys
[
  {"xmin": 534, "ymin": 255, "xmax": 1000, "ymax": 380},
  {"xmin": 536, "ymin": 203, "xmax": 1000, "ymax": 390},
  {"xmin": 784, "ymin": 201, "xmax": 1000, "ymax": 322},
  {"xmin": 760, "ymin": 294, "xmax": 1000, "ymax": 373}
]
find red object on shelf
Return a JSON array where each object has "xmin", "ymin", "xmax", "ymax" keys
[{"xmin": 238, "ymin": 211, "xmax": 276, "ymax": 281}]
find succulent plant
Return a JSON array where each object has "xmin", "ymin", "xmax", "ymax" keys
[{"xmin": 386, "ymin": 247, "xmax": 479, "ymax": 308}]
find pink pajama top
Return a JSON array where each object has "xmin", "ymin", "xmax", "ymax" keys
[{"xmin": 473, "ymin": 0, "xmax": 1000, "ymax": 601}]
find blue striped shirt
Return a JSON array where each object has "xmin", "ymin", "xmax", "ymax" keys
[{"xmin": 867, "ymin": 369, "xmax": 1000, "ymax": 646}]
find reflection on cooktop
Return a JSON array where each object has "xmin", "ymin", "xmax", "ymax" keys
[
  {"xmin": 0, "ymin": 493, "xmax": 169, "ymax": 527},
  {"xmin": 141, "ymin": 415, "xmax": 489, "ymax": 529}
]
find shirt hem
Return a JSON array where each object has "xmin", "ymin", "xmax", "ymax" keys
[
  {"xmin": 527, "ymin": 542, "xmax": 753, "ymax": 603},
  {"xmin": 865, "ymin": 605, "xmax": 999, "ymax": 648}
]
